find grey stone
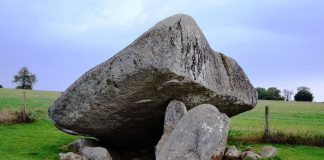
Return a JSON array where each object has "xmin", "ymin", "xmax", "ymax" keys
[
  {"xmin": 259, "ymin": 146, "xmax": 277, "ymax": 158},
  {"xmin": 49, "ymin": 13, "xmax": 257, "ymax": 149},
  {"xmin": 59, "ymin": 152, "xmax": 88, "ymax": 160},
  {"xmin": 224, "ymin": 146, "xmax": 240, "ymax": 160},
  {"xmin": 163, "ymin": 100, "xmax": 187, "ymax": 132},
  {"xmin": 242, "ymin": 147, "xmax": 255, "ymax": 153},
  {"xmin": 156, "ymin": 104, "xmax": 230, "ymax": 160},
  {"xmin": 155, "ymin": 100, "xmax": 187, "ymax": 156},
  {"xmin": 240, "ymin": 151, "xmax": 262, "ymax": 160},
  {"xmin": 80, "ymin": 146, "xmax": 112, "ymax": 160},
  {"xmin": 67, "ymin": 138, "xmax": 99, "ymax": 153},
  {"xmin": 65, "ymin": 138, "xmax": 112, "ymax": 160}
]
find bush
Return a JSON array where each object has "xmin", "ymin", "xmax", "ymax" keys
[
  {"xmin": 294, "ymin": 90, "xmax": 314, "ymax": 102},
  {"xmin": 0, "ymin": 84, "xmax": 3, "ymax": 88}
]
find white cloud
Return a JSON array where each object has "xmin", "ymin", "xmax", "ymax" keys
[
  {"xmin": 47, "ymin": 0, "xmax": 148, "ymax": 34},
  {"xmin": 45, "ymin": 0, "xmax": 234, "ymax": 35}
]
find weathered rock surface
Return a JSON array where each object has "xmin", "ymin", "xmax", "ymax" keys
[
  {"xmin": 240, "ymin": 148, "xmax": 262, "ymax": 160},
  {"xmin": 80, "ymin": 147, "xmax": 112, "ymax": 160},
  {"xmin": 49, "ymin": 14, "xmax": 257, "ymax": 149},
  {"xmin": 156, "ymin": 104, "xmax": 229, "ymax": 160},
  {"xmin": 259, "ymin": 146, "xmax": 277, "ymax": 158},
  {"xmin": 59, "ymin": 152, "xmax": 88, "ymax": 160},
  {"xmin": 155, "ymin": 100, "xmax": 187, "ymax": 156},
  {"xmin": 62, "ymin": 138, "xmax": 112, "ymax": 160},
  {"xmin": 223, "ymin": 146, "xmax": 240, "ymax": 160},
  {"xmin": 67, "ymin": 138, "xmax": 99, "ymax": 153}
]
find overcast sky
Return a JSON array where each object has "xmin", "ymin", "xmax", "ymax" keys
[{"xmin": 1, "ymin": 0, "xmax": 323, "ymax": 101}]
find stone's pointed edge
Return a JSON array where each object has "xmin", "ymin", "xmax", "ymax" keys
[{"xmin": 153, "ymin": 13, "xmax": 196, "ymax": 27}]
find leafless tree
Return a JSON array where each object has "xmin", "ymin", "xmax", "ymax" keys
[{"xmin": 283, "ymin": 89, "xmax": 293, "ymax": 101}]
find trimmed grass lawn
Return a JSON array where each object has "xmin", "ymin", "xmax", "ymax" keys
[{"xmin": 0, "ymin": 88, "xmax": 323, "ymax": 159}]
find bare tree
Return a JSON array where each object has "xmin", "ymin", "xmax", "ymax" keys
[{"xmin": 283, "ymin": 89, "xmax": 293, "ymax": 101}]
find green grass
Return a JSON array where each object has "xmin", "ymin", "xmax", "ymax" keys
[
  {"xmin": 0, "ymin": 120, "xmax": 78, "ymax": 160},
  {"xmin": 231, "ymin": 100, "xmax": 324, "ymax": 135},
  {"xmin": 0, "ymin": 88, "xmax": 323, "ymax": 159},
  {"xmin": 227, "ymin": 100, "xmax": 324, "ymax": 159},
  {"xmin": 229, "ymin": 100, "xmax": 324, "ymax": 144},
  {"xmin": 0, "ymin": 88, "xmax": 81, "ymax": 160}
]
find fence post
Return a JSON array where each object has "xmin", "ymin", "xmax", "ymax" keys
[{"xmin": 264, "ymin": 106, "xmax": 270, "ymax": 141}]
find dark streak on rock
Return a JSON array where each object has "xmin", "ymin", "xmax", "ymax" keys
[
  {"xmin": 191, "ymin": 37, "xmax": 206, "ymax": 80},
  {"xmin": 220, "ymin": 53, "xmax": 230, "ymax": 78},
  {"xmin": 133, "ymin": 59, "xmax": 138, "ymax": 67},
  {"xmin": 184, "ymin": 36, "xmax": 190, "ymax": 70},
  {"xmin": 106, "ymin": 79, "xmax": 118, "ymax": 88},
  {"xmin": 177, "ymin": 20, "xmax": 184, "ymax": 55},
  {"xmin": 170, "ymin": 37, "xmax": 175, "ymax": 46}
]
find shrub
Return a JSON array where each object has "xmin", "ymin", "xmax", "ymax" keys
[{"xmin": 294, "ymin": 90, "xmax": 314, "ymax": 102}]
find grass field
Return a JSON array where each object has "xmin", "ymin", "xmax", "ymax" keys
[
  {"xmin": 0, "ymin": 89, "xmax": 81, "ymax": 160},
  {"xmin": 230, "ymin": 100, "xmax": 324, "ymax": 135},
  {"xmin": 0, "ymin": 88, "xmax": 324, "ymax": 159}
]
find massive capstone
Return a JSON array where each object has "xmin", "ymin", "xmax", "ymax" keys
[{"xmin": 48, "ymin": 14, "xmax": 257, "ymax": 149}]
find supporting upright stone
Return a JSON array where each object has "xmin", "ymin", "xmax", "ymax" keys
[
  {"xmin": 155, "ymin": 100, "xmax": 187, "ymax": 156},
  {"xmin": 156, "ymin": 104, "xmax": 230, "ymax": 160}
]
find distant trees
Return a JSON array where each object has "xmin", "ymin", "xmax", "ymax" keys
[
  {"xmin": 12, "ymin": 67, "xmax": 37, "ymax": 90},
  {"xmin": 256, "ymin": 87, "xmax": 267, "ymax": 100},
  {"xmin": 0, "ymin": 84, "xmax": 3, "ymax": 88},
  {"xmin": 294, "ymin": 86, "xmax": 314, "ymax": 102},
  {"xmin": 257, "ymin": 86, "xmax": 315, "ymax": 102},
  {"xmin": 256, "ymin": 87, "xmax": 285, "ymax": 100},
  {"xmin": 283, "ymin": 89, "xmax": 293, "ymax": 101}
]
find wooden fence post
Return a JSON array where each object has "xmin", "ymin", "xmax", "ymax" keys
[{"xmin": 264, "ymin": 106, "xmax": 270, "ymax": 141}]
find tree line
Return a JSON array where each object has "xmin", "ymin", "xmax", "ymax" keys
[{"xmin": 256, "ymin": 86, "xmax": 314, "ymax": 102}]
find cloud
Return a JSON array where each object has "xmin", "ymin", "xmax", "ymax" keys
[
  {"xmin": 45, "ymin": 0, "xmax": 146, "ymax": 34},
  {"xmin": 1, "ymin": 0, "xmax": 324, "ymax": 100}
]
